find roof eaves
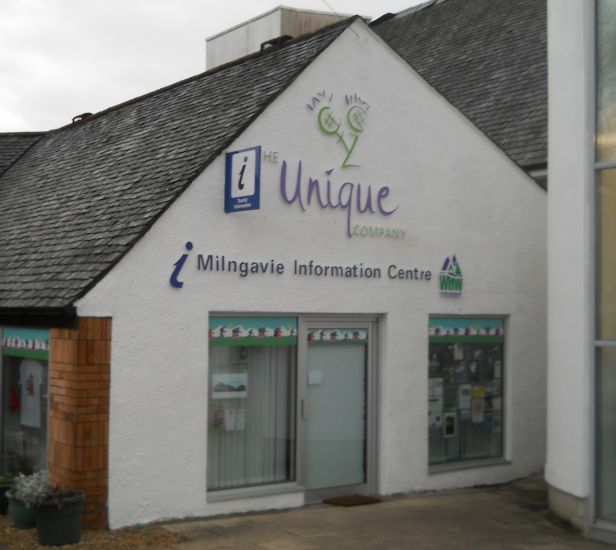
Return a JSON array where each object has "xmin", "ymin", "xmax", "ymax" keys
[{"xmin": 0, "ymin": 305, "xmax": 77, "ymax": 328}]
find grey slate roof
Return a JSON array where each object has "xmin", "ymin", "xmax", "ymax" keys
[
  {"xmin": 0, "ymin": 133, "xmax": 43, "ymax": 177},
  {"xmin": 0, "ymin": 19, "xmax": 352, "ymax": 312},
  {"xmin": 373, "ymin": 0, "xmax": 547, "ymax": 171}
]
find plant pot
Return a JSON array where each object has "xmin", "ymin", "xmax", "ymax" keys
[
  {"xmin": 6, "ymin": 492, "xmax": 36, "ymax": 529},
  {"xmin": 34, "ymin": 490, "xmax": 85, "ymax": 546},
  {"xmin": 0, "ymin": 483, "xmax": 11, "ymax": 515}
]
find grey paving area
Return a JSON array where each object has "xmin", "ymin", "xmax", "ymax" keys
[{"xmin": 159, "ymin": 477, "xmax": 610, "ymax": 549}]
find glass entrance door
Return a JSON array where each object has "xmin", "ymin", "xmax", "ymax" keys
[{"xmin": 299, "ymin": 319, "xmax": 376, "ymax": 500}]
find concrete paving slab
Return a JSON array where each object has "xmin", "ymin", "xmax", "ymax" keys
[{"xmin": 159, "ymin": 477, "xmax": 611, "ymax": 549}]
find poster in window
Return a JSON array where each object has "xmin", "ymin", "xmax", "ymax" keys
[
  {"xmin": 429, "ymin": 377, "xmax": 443, "ymax": 397},
  {"xmin": 212, "ymin": 373, "xmax": 247, "ymax": 399},
  {"xmin": 471, "ymin": 398, "xmax": 485, "ymax": 423},
  {"xmin": 444, "ymin": 412, "xmax": 457, "ymax": 438},
  {"xmin": 429, "ymin": 397, "xmax": 443, "ymax": 429},
  {"xmin": 444, "ymin": 386, "xmax": 457, "ymax": 411},
  {"xmin": 458, "ymin": 384, "xmax": 472, "ymax": 410}
]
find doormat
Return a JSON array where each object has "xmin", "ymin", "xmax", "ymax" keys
[{"xmin": 324, "ymin": 495, "xmax": 382, "ymax": 507}]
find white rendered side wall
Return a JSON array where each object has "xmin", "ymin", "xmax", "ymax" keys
[
  {"xmin": 79, "ymin": 21, "xmax": 547, "ymax": 528},
  {"xmin": 546, "ymin": 0, "xmax": 593, "ymax": 499}
]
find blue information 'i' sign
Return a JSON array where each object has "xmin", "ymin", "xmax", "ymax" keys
[{"xmin": 224, "ymin": 146, "xmax": 261, "ymax": 213}]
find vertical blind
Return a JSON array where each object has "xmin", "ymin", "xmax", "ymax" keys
[{"xmin": 207, "ymin": 345, "xmax": 296, "ymax": 490}]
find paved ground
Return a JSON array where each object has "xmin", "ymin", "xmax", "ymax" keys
[{"xmin": 159, "ymin": 477, "xmax": 611, "ymax": 549}]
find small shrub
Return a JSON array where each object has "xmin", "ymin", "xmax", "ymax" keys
[{"xmin": 12, "ymin": 471, "xmax": 73, "ymax": 509}]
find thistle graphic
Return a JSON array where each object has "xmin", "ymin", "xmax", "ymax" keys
[{"xmin": 306, "ymin": 90, "xmax": 369, "ymax": 168}]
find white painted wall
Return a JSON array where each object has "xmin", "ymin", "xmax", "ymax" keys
[
  {"xmin": 546, "ymin": 0, "xmax": 593, "ymax": 499},
  {"xmin": 78, "ymin": 20, "xmax": 547, "ymax": 528}
]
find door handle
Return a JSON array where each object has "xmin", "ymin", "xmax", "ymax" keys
[{"xmin": 301, "ymin": 399, "xmax": 309, "ymax": 419}]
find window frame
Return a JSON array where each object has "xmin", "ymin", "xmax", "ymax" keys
[{"xmin": 427, "ymin": 315, "xmax": 508, "ymax": 473}]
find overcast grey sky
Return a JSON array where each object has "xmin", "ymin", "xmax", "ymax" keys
[{"xmin": 0, "ymin": 0, "xmax": 423, "ymax": 132}]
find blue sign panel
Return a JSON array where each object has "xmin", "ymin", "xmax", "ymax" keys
[{"xmin": 224, "ymin": 146, "xmax": 261, "ymax": 213}]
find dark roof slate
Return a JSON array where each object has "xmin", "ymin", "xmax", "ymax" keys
[
  {"xmin": 373, "ymin": 0, "xmax": 547, "ymax": 170},
  {"xmin": 0, "ymin": 19, "xmax": 351, "ymax": 311},
  {"xmin": 0, "ymin": 133, "xmax": 44, "ymax": 177}
]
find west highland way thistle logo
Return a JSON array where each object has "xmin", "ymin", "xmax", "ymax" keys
[
  {"xmin": 440, "ymin": 255, "xmax": 463, "ymax": 296},
  {"xmin": 307, "ymin": 91, "xmax": 369, "ymax": 168}
]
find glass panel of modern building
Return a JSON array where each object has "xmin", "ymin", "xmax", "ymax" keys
[
  {"xmin": 597, "ymin": 347, "xmax": 616, "ymax": 521},
  {"xmin": 207, "ymin": 317, "xmax": 297, "ymax": 491},
  {"xmin": 0, "ymin": 328, "xmax": 49, "ymax": 475},
  {"xmin": 596, "ymin": 0, "xmax": 616, "ymax": 524},
  {"xmin": 428, "ymin": 318, "xmax": 504, "ymax": 465},
  {"xmin": 597, "ymin": 0, "xmax": 616, "ymax": 162},
  {"xmin": 597, "ymin": 170, "xmax": 616, "ymax": 340}
]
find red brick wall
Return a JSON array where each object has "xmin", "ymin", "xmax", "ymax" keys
[{"xmin": 49, "ymin": 318, "xmax": 111, "ymax": 529}]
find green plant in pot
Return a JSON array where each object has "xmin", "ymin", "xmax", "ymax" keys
[
  {"xmin": 6, "ymin": 471, "xmax": 39, "ymax": 529},
  {"xmin": 10, "ymin": 471, "xmax": 85, "ymax": 545},
  {"xmin": 0, "ymin": 473, "xmax": 13, "ymax": 516}
]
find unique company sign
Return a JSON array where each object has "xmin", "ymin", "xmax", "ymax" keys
[
  {"xmin": 224, "ymin": 146, "xmax": 261, "ymax": 213},
  {"xmin": 278, "ymin": 161, "xmax": 399, "ymax": 238},
  {"xmin": 294, "ymin": 90, "xmax": 405, "ymax": 238},
  {"xmin": 223, "ymin": 93, "xmax": 406, "ymax": 239}
]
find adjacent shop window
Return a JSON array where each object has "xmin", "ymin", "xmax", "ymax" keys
[
  {"xmin": 428, "ymin": 318, "xmax": 504, "ymax": 466},
  {"xmin": 1, "ymin": 328, "xmax": 49, "ymax": 475},
  {"xmin": 207, "ymin": 317, "xmax": 297, "ymax": 491}
]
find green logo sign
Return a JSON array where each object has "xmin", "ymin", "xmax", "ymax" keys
[
  {"xmin": 440, "ymin": 255, "xmax": 462, "ymax": 296},
  {"xmin": 307, "ymin": 91, "xmax": 369, "ymax": 168}
]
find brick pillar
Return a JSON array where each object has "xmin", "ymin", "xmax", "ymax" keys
[{"xmin": 48, "ymin": 318, "xmax": 111, "ymax": 529}]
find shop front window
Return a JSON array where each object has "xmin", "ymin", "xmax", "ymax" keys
[
  {"xmin": 1, "ymin": 327, "xmax": 49, "ymax": 475},
  {"xmin": 207, "ymin": 317, "xmax": 296, "ymax": 491},
  {"xmin": 428, "ymin": 318, "xmax": 504, "ymax": 466}
]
